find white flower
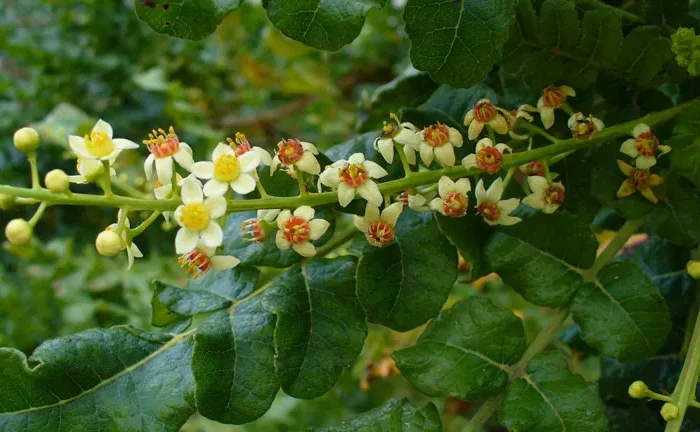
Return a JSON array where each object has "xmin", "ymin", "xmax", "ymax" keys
[
  {"xmin": 318, "ymin": 153, "xmax": 388, "ymax": 207},
  {"xmin": 153, "ymin": 174, "xmax": 197, "ymax": 224},
  {"xmin": 522, "ymin": 176, "xmax": 565, "ymax": 214},
  {"xmin": 568, "ymin": 112, "xmax": 604, "ymax": 139},
  {"xmin": 373, "ymin": 114, "xmax": 421, "ymax": 164},
  {"xmin": 143, "ymin": 127, "xmax": 195, "ymax": 184},
  {"xmin": 463, "ymin": 99, "xmax": 509, "ymax": 140},
  {"xmin": 174, "ymin": 178, "xmax": 227, "ymax": 254},
  {"xmin": 506, "ymin": 104, "xmax": 537, "ymax": 139},
  {"xmin": 228, "ymin": 133, "xmax": 273, "ymax": 167},
  {"xmin": 191, "ymin": 143, "xmax": 260, "ymax": 197},
  {"xmin": 106, "ymin": 210, "xmax": 143, "ymax": 270},
  {"xmin": 429, "ymin": 176, "xmax": 471, "ymax": 218},
  {"xmin": 417, "ymin": 123, "xmax": 463, "ymax": 167},
  {"xmin": 69, "ymin": 158, "xmax": 116, "ymax": 184},
  {"xmin": 396, "ymin": 189, "xmax": 431, "ymax": 212},
  {"xmin": 537, "ymin": 85, "xmax": 576, "ymax": 130},
  {"xmin": 619, "ymin": 123, "xmax": 671, "ymax": 170},
  {"xmin": 271, "ymin": 138, "xmax": 320, "ymax": 175},
  {"xmin": 462, "ymin": 138, "xmax": 511, "ymax": 174},
  {"xmin": 68, "ymin": 119, "xmax": 138, "ymax": 161},
  {"xmin": 178, "ymin": 241, "xmax": 240, "ymax": 280},
  {"xmin": 474, "ymin": 178, "xmax": 521, "ymax": 226},
  {"xmin": 275, "ymin": 206, "xmax": 330, "ymax": 257},
  {"xmin": 353, "ymin": 202, "xmax": 403, "ymax": 247},
  {"xmin": 241, "ymin": 209, "xmax": 280, "ymax": 244}
]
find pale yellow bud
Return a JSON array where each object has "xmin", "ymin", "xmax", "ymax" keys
[
  {"xmin": 95, "ymin": 230, "xmax": 122, "ymax": 257},
  {"xmin": 661, "ymin": 403, "xmax": 679, "ymax": 421},
  {"xmin": 687, "ymin": 261, "xmax": 700, "ymax": 279},
  {"xmin": 628, "ymin": 381, "xmax": 649, "ymax": 399},
  {"xmin": 0, "ymin": 193, "xmax": 14, "ymax": 210},
  {"xmin": 5, "ymin": 219, "xmax": 32, "ymax": 245},
  {"xmin": 45, "ymin": 169, "xmax": 70, "ymax": 193},
  {"xmin": 13, "ymin": 127, "xmax": 40, "ymax": 153}
]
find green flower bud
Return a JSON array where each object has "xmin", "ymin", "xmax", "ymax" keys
[
  {"xmin": 0, "ymin": 193, "xmax": 14, "ymax": 211},
  {"xmin": 672, "ymin": 28, "xmax": 700, "ymax": 76},
  {"xmin": 45, "ymin": 169, "xmax": 70, "ymax": 193},
  {"xmin": 628, "ymin": 381, "xmax": 649, "ymax": 399},
  {"xmin": 687, "ymin": 261, "xmax": 700, "ymax": 279},
  {"xmin": 13, "ymin": 127, "xmax": 40, "ymax": 153},
  {"xmin": 661, "ymin": 403, "xmax": 679, "ymax": 421},
  {"xmin": 95, "ymin": 230, "xmax": 123, "ymax": 257},
  {"xmin": 5, "ymin": 219, "xmax": 33, "ymax": 246}
]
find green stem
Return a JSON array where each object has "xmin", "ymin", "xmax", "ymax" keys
[
  {"xmin": 111, "ymin": 177, "xmax": 147, "ymax": 199},
  {"xmin": 394, "ymin": 142, "xmax": 413, "ymax": 177},
  {"xmin": 28, "ymin": 202, "xmax": 48, "ymax": 227},
  {"xmin": 27, "ymin": 153, "xmax": 40, "ymax": 190},
  {"xmin": 296, "ymin": 170, "xmax": 308, "ymax": 197},
  {"xmin": 130, "ymin": 211, "xmax": 162, "ymax": 237},
  {"xmin": 513, "ymin": 307, "xmax": 571, "ymax": 373},
  {"xmin": 519, "ymin": 121, "xmax": 559, "ymax": 143},
  {"xmin": 665, "ymin": 306, "xmax": 700, "ymax": 432},
  {"xmin": 464, "ymin": 395, "xmax": 504, "ymax": 432},
  {"xmin": 561, "ymin": 102, "xmax": 576, "ymax": 116},
  {"xmin": 587, "ymin": 219, "xmax": 644, "ymax": 276},
  {"xmin": 314, "ymin": 225, "xmax": 357, "ymax": 258},
  {"xmin": 256, "ymin": 180, "xmax": 270, "ymax": 199},
  {"xmin": 543, "ymin": 159, "xmax": 552, "ymax": 182},
  {"xmin": 102, "ymin": 160, "xmax": 113, "ymax": 198},
  {"xmin": 170, "ymin": 173, "xmax": 179, "ymax": 199},
  {"xmin": 502, "ymin": 167, "xmax": 517, "ymax": 189},
  {"xmin": 487, "ymin": 125, "xmax": 497, "ymax": 143}
]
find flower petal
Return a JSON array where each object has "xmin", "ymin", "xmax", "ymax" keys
[
  {"xmin": 200, "ymin": 222, "xmax": 224, "ymax": 248},
  {"xmin": 206, "ymin": 196, "xmax": 227, "ymax": 218},
  {"xmin": 277, "ymin": 210, "xmax": 292, "ymax": 229},
  {"xmin": 276, "ymin": 230, "xmax": 291, "ymax": 250},
  {"xmin": 92, "ymin": 119, "xmax": 113, "ymax": 138},
  {"xmin": 462, "ymin": 154, "xmax": 477, "ymax": 170},
  {"xmin": 561, "ymin": 86, "xmax": 576, "ymax": 97},
  {"xmin": 308, "ymin": 219, "xmax": 330, "ymax": 240},
  {"xmin": 635, "ymin": 155, "xmax": 657, "ymax": 170},
  {"xmin": 181, "ymin": 178, "xmax": 204, "ymax": 204},
  {"xmin": 498, "ymin": 215, "xmax": 522, "ymax": 226},
  {"xmin": 354, "ymin": 215, "xmax": 369, "ymax": 233},
  {"xmin": 381, "ymin": 202, "xmax": 403, "ymax": 226},
  {"xmin": 155, "ymin": 157, "xmax": 174, "ymax": 184},
  {"xmin": 300, "ymin": 141, "xmax": 319, "ymax": 154},
  {"xmin": 448, "ymin": 127, "xmax": 463, "ymax": 147},
  {"xmin": 238, "ymin": 151, "xmax": 260, "ymax": 173},
  {"xmin": 112, "ymin": 138, "xmax": 139, "ymax": 150},
  {"xmin": 489, "ymin": 114, "xmax": 508, "ymax": 134},
  {"xmin": 495, "ymin": 143, "xmax": 512, "ymax": 154},
  {"xmin": 394, "ymin": 128, "xmax": 421, "ymax": 147},
  {"xmin": 522, "ymin": 194, "xmax": 546, "ymax": 210},
  {"xmin": 498, "ymin": 198, "xmax": 521, "ymax": 214},
  {"xmin": 363, "ymin": 160, "xmax": 388, "ymax": 178},
  {"xmin": 475, "ymin": 179, "xmax": 486, "ymax": 203},
  {"xmin": 639, "ymin": 187, "xmax": 659, "ymax": 204},
  {"xmin": 154, "ymin": 184, "xmax": 172, "ymax": 200},
  {"xmin": 476, "ymin": 138, "xmax": 493, "ymax": 152},
  {"xmin": 404, "ymin": 145, "xmax": 417, "ymax": 165},
  {"xmin": 659, "ymin": 145, "xmax": 672, "ymax": 155},
  {"xmin": 270, "ymin": 156, "xmax": 280, "ymax": 174},
  {"xmin": 144, "ymin": 154, "xmax": 155, "ymax": 181},
  {"xmin": 433, "ymin": 143, "xmax": 456, "ymax": 167},
  {"xmin": 376, "ymin": 139, "xmax": 395, "ymax": 164},
  {"xmin": 419, "ymin": 144, "xmax": 434, "ymax": 166},
  {"xmin": 438, "ymin": 176, "xmax": 456, "ymax": 197},
  {"xmin": 620, "ymin": 139, "xmax": 639, "ymax": 157},
  {"xmin": 364, "ymin": 203, "xmax": 380, "ymax": 222},
  {"xmin": 617, "ymin": 159, "xmax": 635, "ymax": 176},
  {"xmin": 212, "ymin": 143, "xmax": 233, "ymax": 160},
  {"xmin": 293, "ymin": 206, "xmax": 315, "ymax": 221},
  {"xmin": 292, "ymin": 241, "xmax": 316, "ymax": 257},
  {"xmin": 69, "ymin": 135, "xmax": 91, "ymax": 159},
  {"xmin": 357, "ymin": 181, "xmax": 383, "ymax": 206},
  {"xmin": 455, "ymin": 178, "xmax": 471, "ymax": 194},
  {"xmin": 203, "ymin": 179, "xmax": 229, "ymax": 197},
  {"xmin": 230, "ymin": 173, "xmax": 256, "ymax": 195},
  {"xmin": 348, "ymin": 153, "xmax": 365, "ymax": 165},
  {"xmin": 337, "ymin": 182, "xmax": 356, "ymax": 207},
  {"xmin": 632, "ymin": 123, "xmax": 650, "ymax": 138},
  {"xmin": 468, "ymin": 120, "xmax": 484, "ymax": 141},
  {"xmin": 540, "ymin": 107, "xmax": 555, "ymax": 130},
  {"xmin": 296, "ymin": 152, "xmax": 321, "ymax": 175},
  {"xmin": 485, "ymin": 178, "xmax": 504, "ymax": 202},
  {"xmin": 175, "ymin": 228, "xmax": 199, "ymax": 254},
  {"xmin": 527, "ymin": 175, "xmax": 549, "ymax": 195},
  {"xmin": 430, "ymin": 198, "xmax": 444, "ymax": 214},
  {"xmin": 617, "ymin": 179, "xmax": 637, "ymax": 198},
  {"xmin": 463, "ymin": 110, "xmax": 474, "ymax": 126},
  {"xmin": 542, "ymin": 203, "xmax": 560, "ymax": 214},
  {"xmin": 173, "ymin": 148, "xmax": 195, "ymax": 171},
  {"xmin": 253, "ymin": 147, "xmax": 273, "ymax": 166},
  {"xmin": 211, "ymin": 255, "xmax": 240, "ymax": 270},
  {"xmin": 191, "ymin": 161, "xmax": 214, "ymax": 180}
]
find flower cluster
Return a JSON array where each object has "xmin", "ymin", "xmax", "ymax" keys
[{"xmin": 616, "ymin": 123, "xmax": 670, "ymax": 204}]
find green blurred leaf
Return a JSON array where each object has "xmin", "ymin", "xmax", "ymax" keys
[
  {"xmin": 34, "ymin": 103, "xmax": 92, "ymax": 147},
  {"xmin": 134, "ymin": 0, "xmax": 242, "ymax": 41},
  {"xmin": 615, "ymin": 26, "xmax": 673, "ymax": 85},
  {"xmin": 639, "ymin": 0, "xmax": 689, "ymax": 26},
  {"xmin": 435, "ymin": 212, "xmax": 492, "ymax": 279},
  {"xmin": 393, "ymin": 297, "xmax": 526, "ymax": 400},
  {"xmin": 669, "ymin": 134, "xmax": 700, "ymax": 189},
  {"xmin": 648, "ymin": 178, "xmax": 700, "ymax": 248},
  {"xmin": 312, "ymin": 398, "xmax": 442, "ymax": 432}
]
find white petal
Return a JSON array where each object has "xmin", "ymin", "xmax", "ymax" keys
[
  {"xmin": 498, "ymin": 198, "xmax": 521, "ymax": 214},
  {"xmin": 381, "ymin": 202, "xmax": 403, "ymax": 226},
  {"xmin": 475, "ymin": 179, "xmax": 487, "ymax": 203},
  {"xmin": 277, "ymin": 210, "xmax": 292, "ymax": 229},
  {"xmin": 112, "ymin": 138, "xmax": 139, "ymax": 150},
  {"xmin": 363, "ymin": 161, "xmax": 388, "ymax": 178},
  {"xmin": 155, "ymin": 157, "xmax": 174, "ymax": 184},
  {"xmin": 203, "ymin": 179, "xmax": 229, "ymax": 197},
  {"xmin": 462, "ymin": 154, "xmax": 477, "ymax": 170},
  {"xmin": 498, "ymin": 215, "xmax": 522, "ymax": 226},
  {"xmin": 211, "ymin": 255, "xmax": 240, "ymax": 270},
  {"xmin": 455, "ymin": 178, "xmax": 471, "ymax": 195},
  {"xmin": 293, "ymin": 206, "xmax": 315, "ymax": 221},
  {"xmin": 593, "ymin": 118, "xmax": 605, "ymax": 131},
  {"xmin": 181, "ymin": 178, "xmax": 204, "ymax": 204},
  {"xmin": 537, "ymin": 97, "xmax": 545, "ymax": 110},
  {"xmin": 561, "ymin": 86, "xmax": 576, "ymax": 97},
  {"xmin": 354, "ymin": 215, "xmax": 369, "ymax": 233},
  {"xmin": 376, "ymin": 139, "xmax": 395, "ymax": 163},
  {"xmin": 212, "ymin": 143, "xmax": 234, "ymax": 160},
  {"xmin": 201, "ymin": 222, "xmax": 224, "ymax": 248},
  {"xmin": 126, "ymin": 247, "xmax": 135, "ymax": 270},
  {"xmin": 300, "ymin": 142, "xmax": 319, "ymax": 154},
  {"xmin": 541, "ymin": 108, "xmax": 555, "ymax": 130},
  {"xmin": 438, "ymin": 176, "xmax": 456, "ymax": 198},
  {"xmin": 69, "ymin": 135, "xmax": 91, "ymax": 159},
  {"xmin": 319, "ymin": 167, "xmax": 340, "ymax": 188},
  {"xmin": 191, "ymin": 161, "xmax": 214, "ymax": 179},
  {"xmin": 522, "ymin": 194, "xmax": 546, "ymax": 210},
  {"xmin": 495, "ymin": 143, "xmax": 512, "ymax": 154},
  {"xmin": 92, "ymin": 119, "xmax": 113, "ymax": 138},
  {"xmin": 635, "ymin": 155, "xmax": 657, "ymax": 170},
  {"xmin": 259, "ymin": 209, "xmax": 281, "ymax": 222},
  {"xmin": 527, "ymin": 176, "xmax": 549, "ymax": 195},
  {"xmin": 463, "ymin": 110, "xmax": 474, "ymax": 126},
  {"xmin": 485, "ymin": 178, "xmax": 504, "ymax": 202},
  {"xmin": 348, "ymin": 153, "xmax": 366, "ymax": 164},
  {"xmin": 296, "ymin": 152, "xmax": 321, "ymax": 175},
  {"xmin": 238, "ymin": 151, "xmax": 260, "ymax": 173},
  {"xmin": 144, "ymin": 154, "xmax": 155, "ymax": 181},
  {"xmin": 404, "ymin": 145, "xmax": 417, "ymax": 165},
  {"xmin": 489, "ymin": 115, "xmax": 509, "ymax": 134},
  {"xmin": 293, "ymin": 241, "xmax": 316, "ymax": 257},
  {"xmin": 619, "ymin": 139, "xmax": 639, "ymax": 157},
  {"xmin": 357, "ymin": 181, "xmax": 383, "ymax": 206},
  {"xmin": 567, "ymin": 113, "xmax": 579, "ymax": 129},
  {"xmin": 230, "ymin": 174, "xmax": 257, "ymax": 195},
  {"xmin": 337, "ymin": 182, "xmax": 356, "ymax": 207},
  {"xmin": 430, "ymin": 198, "xmax": 445, "ymax": 214},
  {"xmin": 154, "ymin": 184, "xmax": 172, "ymax": 200},
  {"xmin": 419, "ymin": 144, "xmax": 434, "ymax": 166},
  {"xmin": 206, "ymin": 196, "xmax": 227, "ymax": 218},
  {"xmin": 270, "ymin": 156, "xmax": 280, "ymax": 174},
  {"xmin": 175, "ymin": 228, "xmax": 199, "ymax": 254},
  {"xmin": 433, "ymin": 144, "xmax": 456, "ymax": 166},
  {"xmin": 659, "ymin": 145, "xmax": 672, "ymax": 155},
  {"xmin": 542, "ymin": 203, "xmax": 560, "ymax": 214},
  {"xmin": 632, "ymin": 123, "xmax": 650, "ymax": 137},
  {"xmin": 448, "ymin": 128, "xmax": 463, "ymax": 147},
  {"xmin": 131, "ymin": 243, "xmax": 143, "ymax": 258},
  {"xmin": 476, "ymin": 138, "xmax": 493, "ymax": 152},
  {"xmin": 394, "ymin": 128, "xmax": 421, "ymax": 147},
  {"xmin": 276, "ymin": 230, "xmax": 291, "ymax": 250},
  {"xmin": 308, "ymin": 219, "xmax": 330, "ymax": 240},
  {"xmin": 364, "ymin": 203, "xmax": 380, "ymax": 223},
  {"xmin": 253, "ymin": 147, "xmax": 273, "ymax": 166},
  {"xmin": 173, "ymin": 148, "xmax": 195, "ymax": 171},
  {"xmin": 468, "ymin": 120, "xmax": 484, "ymax": 141}
]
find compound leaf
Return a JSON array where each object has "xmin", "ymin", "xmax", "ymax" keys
[{"xmin": 313, "ymin": 398, "xmax": 442, "ymax": 432}]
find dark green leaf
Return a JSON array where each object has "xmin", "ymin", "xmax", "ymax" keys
[
  {"xmin": 151, "ymin": 281, "xmax": 232, "ymax": 326},
  {"xmin": 0, "ymin": 327, "xmax": 195, "ymax": 431},
  {"xmin": 599, "ymin": 356, "xmax": 682, "ymax": 402},
  {"xmin": 393, "ymin": 297, "xmax": 526, "ymax": 400},
  {"xmin": 669, "ymin": 134, "xmax": 700, "ymax": 189},
  {"xmin": 261, "ymin": 0, "xmax": 387, "ymax": 51},
  {"xmin": 135, "ymin": 0, "xmax": 242, "ymax": 41},
  {"xmin": 640, "ymin": 0, "xmax": 689, "ymax": 26},
  {"xmin": 500, "ymin": 352, "xmax": 608, "ymax": 432},
  {"xmin": 648, "ymin": 178, "xmax": 700, "ymax": 248},
  {"xmin": 403, "ymin": 0, "xmax": 515, "ymax": 88},
  {"xmin": 615, "ymin": 26, "xmax": 672, "ymax": 84},
  {"xmin": 484, "ymin": 213, "xmax": 597, "ymax": 307},
  {"xmin": 571, "ymin": 262, "xmax": 672, "ymax": 362},
  {"xmin": 312, "ymin": 398, "xmax": 442, "ymax": 432},
  {"xmin": 558, "ymin": 151, "xmax": 602, "ymax": 223},
  {"xmin": 607, "ymin": 405, "xmax": 665, "ymax": 432},
  {"xmin": 257, "ymin": 165, "xmax": 300, "ymax": 197},
  {"xmin": 356, "ymin": 212, "xmax": 457, "ymax": 331},
  {"xmin": 435, "ymin": 213, "xmax": 492, "ymax": 279},
  {"xmin": 187, "ymin": 265, "xmax": 260, "ymax": 301},
  {"xmin": 578, "ymin": 10, "xmax": 623, "ymax": 64},
  {"xmin": 538, "ymin": 0, "xmax": 580, "ymax": 51}
]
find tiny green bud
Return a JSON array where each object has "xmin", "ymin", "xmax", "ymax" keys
[
  {"xmin": 0, "ymin": 193, "xmax": 14, "ymax": 210},
  {"xmin": 687, "ymin": 261, "xmax": 700, "ymax": 279},
  {"xmin": 5, "ymin": 219, "xmax": 33, "ymax": 245},
  {"xmin": 628, "ymin": 381, "xmax": 649, "ymax": 399},
  {"xmin": 45, "ymin": 169, "xmax": 70, "ymax": 193},
  {"xmin": 13, "ymin": 127, "xmax": 40, "ymax": 153},
  {"xmin": 661, "ymin": 402, "xmax": 679, "ymax": 421},
  {"xmin": 95, "ymin": 230, "xmax": 123, "ymax": 257}
]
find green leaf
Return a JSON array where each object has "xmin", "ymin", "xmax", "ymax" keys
[
  {"xmin": 484, "ymin": 213, "xmax": 597, "ymax": 307},
  {"xmin": 393, "ymin": 297, "xmax": 526, "ymax": 400},
  {"xmin": 571, "ymin": 261, "xmax": 672, "ymax": 362},
  {"xmin": 257, "ymin": 165, "xmax": 300, "ymax": 197},
  {"xmin": 538, "ymin": 0, "xmax": 580, "ymax": 51},
  {"xmin": 607, "ymin": 405, "xmax": 665, "ymax": 432},
  {"xmin": 640, "ymin": 0, "xmax": 690, "ymax": 26},
  {"xmin": 135, "ymin": 0, "xmax": 242, "ymax": 41},
  {"xmin": 669, "ymin": 134, "xmax": 700, "ymax": 189},
  {"xmin": 0, "ymin": 327, "xmax": 195, "ymax": 431},
  {"xmin": 187, "ymin": 266, "xmax": 260, "ymax": 301},
  {"xmin": 599, "ymin": 355, "xmax": 682, "ymax": 402},
  {"xmin": 261, "ymin": 0, "xmax": 387, "ymax": 51},
  {"xmin": 435, "ymin": 213, "xmax": 492, "ymax": 279},
  {"xmin": 615, "ymin": 26, "xmax": 673, "ymax": 85},
  {"xmin": 578, "ymin": 9, "xmax": 623, "ymax": 64},
  {"xmin": 150, "ymin": 281, "xmax": 232, "ymax": 328},
  {"xmin": 648, "ymin": 178, "xmax": 700, "ymax": 248},
  {"xmin": 558, "ymin": 151, "xmax": 602, "ymax": 223},
  {"xmin": 403, "ymin": 0, "xmax": 515, "ymax": 88},
  {"xmin": 312, "ymin": 398, "xmax": 442, "ymax": 432},
  {"xmin": 356, "ymin": 212, "xmax": 457, "ymax": 331},
  {"xmin": 500, "ymin": 352, "xmax": 608, "ymax": 432}
]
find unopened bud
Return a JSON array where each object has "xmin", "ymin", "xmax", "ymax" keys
[
  {"xmin": 628, "ymin": 381, "xmax": 649, "ymax": 399},
  {"xmin": 241, "ymin": 218, "xmax": 269, "ymax": 244},
  {"xmin": 5, "ymin": 219, "xmax": 32, "ymax": 245},
  {"xmin": 95, "ymin": 230, "xmax": 122, "ymax": 257},
  {"xmin": 13, "ymin": 127, "xmax": 40, "ymax": 153},
  {"xmin": 661, "ymin": 403, "xmax": 679, "ymax": 421},
  {"xmin": 687, "ymin": 261, "xmax": 700, "ymax": 279},
  {"xmin": 0, "ymin": 193, "xmax": 14, "ymax": 210},
  {"xmin": 45, "ymin": 169, "xmax": 70, "ymax": 193}
]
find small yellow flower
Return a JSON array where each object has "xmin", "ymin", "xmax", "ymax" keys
[{"xmin": 616, "ymin": 160, "xmax": 663, "ymax": 204}]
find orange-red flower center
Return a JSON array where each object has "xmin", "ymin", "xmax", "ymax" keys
[
  {"xmin": 283, "ymin": 216, "xmax": 310, "ymax": 244},
  {"xmin": 477, "ymin": 200, "xmax": 500, "ymax": 222},
  {"xmin": 572, "ymin": 118, "xmax": 597, "ymax": 139},
  {"xmin": 339, "ymin": 163, "xmax": 369, "ymax": 187},
  {"xmin": 635, "ymin": 132, "xmax": 659, "ymax": 156},
  {"xmin": 474, "ymin": 101, "xmax": 496, "ymax": 123},
  {"xmin": 544, "ymin": 186, "xmax": 565, "ymax": 205},
  {"xmin": 277, "ymin": 139, "xmax": 304, "ymax": 165},
  {"xmin": 397, "ymin": 189, "xmax": 415, "ymax": 206},
  {"xmin": 542, "ymin": 86, "xmax": 566, "ymax": 108},
  {"xmin": 229, "ymin": 133, "xmax": 253, "ymax": 156},
  {"xmin": 241, "ymin": 218, "xmax": 267, "ymax": 244},
  {"xmin": 423, "ymin": 124, "xmax": 450, "ymax": 147},
  {"xmin": 630, "ymin": 169, "xmax": 650, "ymax": 190},
  {"xmin": 144, "ymin": 127, "xmax": 180, "ymax": 158},
  {"xmin": 178, "ymin": 249, "xmax": 212, "ymax": 279},
  {"xmin": 443, "ymin": 192, "xmax": 468, "ymax": 217},
  {"xmin": 366, "ymin": 222, "xmax": 394, "ymax": 247},
  {"xmin": 476, "ymin": 147, "xmax": 504, "ymax": 174},
  {"xmin": 523, "ymin": 160, "xmax": 545, "ymax": 176}
]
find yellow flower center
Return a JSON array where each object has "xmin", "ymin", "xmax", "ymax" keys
[
  {"xmin": 180, "ymin": 203, "xmax": 210, "ymax": 231},
  {"xmin": 213, "ymin": 154, "xmax": 241, "ymax": 182},
  {"xmin": 84, "ymin": 132, "xmax": 115, "ymax": 158}
]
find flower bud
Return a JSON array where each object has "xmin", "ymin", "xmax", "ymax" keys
[
  {"xmin": 95, "ymin": 230, "xmax": 122, "ymax": 257},
  {"xmin": 661, "ymin": 403, "xmax": 679, "ymax": 421},
  {"xmin": 5, "ymin": 219, "xmax": 32, "ymax": 245},
  {"xmin": 628, "ymin": 381, "xmax": 649, "ymax": 399},
  {"xmin": 13, "ymin": 127, "xmax": 40, "ymax": 153},
  {"xmin": 45, "ymin": 169, "xmax": 70, "ymax": 193},
  {"xmin": 687, "ymin": 260, "xmax": 700, "ymax": 279},
  {"xmin": 0, "ymin": 193, "xmax": 14, "ymax": 210}
]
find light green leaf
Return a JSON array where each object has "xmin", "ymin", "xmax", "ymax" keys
[
  {"xmin": 261, "ymin": 0, "xmax": 387, "ymax": 51},
  {"xmin": 135, "ymin": 0, "xmax": 243, "ymax": 41},
  {"xmin": 500, "ymin": 352, "xmax": 608, "ymax": 432},
  {"xmin": 313, "ymin": 398, "xmax": 442, "ymax": 432},
  {"xmin": 571, "ymin": 262, "xmax": 671, "ymax": 362},
  {"xmin": 484, "ymin": 213, "xmax": 597, "ymax": 307},
  {"xmin": 615, "ymin": 26, "xmax": 673, "ymax": 84},
  {"xmin": 393, "ymin": 297, "xmax": 525, "ymax": 400},
  {"xmin": 403, "ymin": 0, "xmax": 515, "ymax": 88},
  {"xmin": 356, "ymin": 212, "xmax": 457, "ymax": 331},
  {"xmin": 0, "ymin": 327, "xmax": 195, "ymax": 431},
  {"xmin": 669, "ymin": 134, "xmax": 700, "ymax": 189}
]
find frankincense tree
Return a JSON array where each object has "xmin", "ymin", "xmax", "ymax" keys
[{"xmin": 2, "ymin": 0, "xmax": 700, "ymax": 431}]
